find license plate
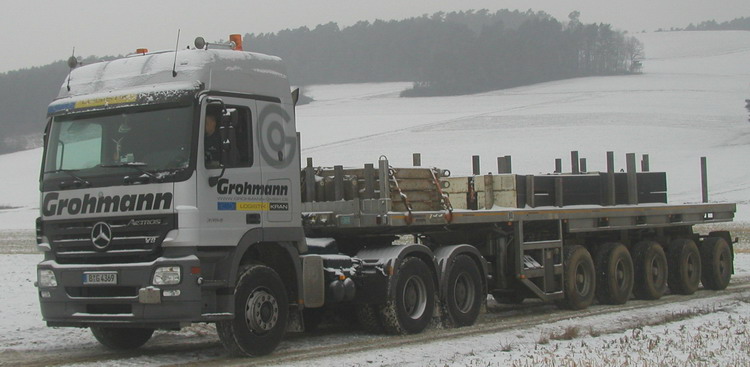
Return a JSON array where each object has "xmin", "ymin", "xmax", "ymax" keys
[{"xmin": 82, "ymin": 272, "xmax": 118, "ymax": 285}]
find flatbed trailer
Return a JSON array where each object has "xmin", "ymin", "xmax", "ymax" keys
[
  {"xmin": 298, "ymin": 160, "xmax": 735, "ymax": 312},
  {"xmin": 35, "ymin": 34, "xmax": 737, "ymax": 357}
]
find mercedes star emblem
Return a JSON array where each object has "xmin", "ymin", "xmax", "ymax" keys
[{"xmin": 91, "ymin": 222, "xmax": 113, "ymax": 250}]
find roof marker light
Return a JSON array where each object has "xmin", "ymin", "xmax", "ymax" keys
[
  {"xmin": 136, "ymin": 48, "xmax": 148, "ymax": 55},
  {"xmin": 230, "ymin": 34, "xmax": 243, "ymax": 51}
]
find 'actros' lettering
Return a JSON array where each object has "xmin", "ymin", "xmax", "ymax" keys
[
  {"xmin": 42, "ymin": 192, "xmax": 172, "ymax": 217},
  {"xmin": 216, "ymin": 178, "xmax": 289, "ymax": 196}
]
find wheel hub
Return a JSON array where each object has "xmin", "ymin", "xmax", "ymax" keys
[
  {"xmin": 245, "ymin": 289, "xmax": 279, "ymax": 333},
  {"xmin": 575, "ymin": 263, "xmax": 590, "ymax": 295},
  {"xmin": 454, "ymin": 273, "xmax": 476, "ymax": 313},
  {"xmin": 403, "ymin": 275, "xmax": 427, "ymax": 319}
]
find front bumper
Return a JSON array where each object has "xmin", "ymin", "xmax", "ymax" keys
[{"xmin": 37, "ymin": 255, "xmax": 202, "ymax": 329}]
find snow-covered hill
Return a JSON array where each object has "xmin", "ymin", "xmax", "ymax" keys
[{"xmin": 1, "ymin": 30, "xmax": 748, "ymax": 230}]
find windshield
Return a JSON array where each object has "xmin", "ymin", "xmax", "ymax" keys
[{"xmin": 43, "ymin": 106, "xmax": 194, "ymax": 187}]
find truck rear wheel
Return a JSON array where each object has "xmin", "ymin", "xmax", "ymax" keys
[
  {"xmin": 700, "ymin": 237, "xmax": 732, "ymax": 290},
  {"xmin": 381, "ymin": 257, "xmax": 436, "ymax": 334},
  {"xmin": 556, "ymin": 245, "xmax": 595, "ymax": 310},
  {"xmin": 667, "ymin": 239, "xmax": 701, "ymax": 295},
  {"xmin": 632, "ymin": 240, "xmax": 668, "ymax": 300},
  {"xmin": 217, "ymin": 264, "xmax": 288, "ymax": 356},
  {"xmin": 442, "ymin": 255, "xmax": 483, "ymax": 327},
  {"xmin": 90, "ymin": 326, "xmax": 154, "ymax": 350},
  {"xmin": 594, "ymin": 242, "xmax": 634, "ymax": 305}
]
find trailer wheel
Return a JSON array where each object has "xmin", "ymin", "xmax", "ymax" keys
[
  {"xmin": 381, "ymin": 257, "xmax": 436, "ymax": 334},
  {"xmin": 355, "ymin": 303, "xmax": 384, "ymax": 334},
  {"xmin": 700, "ymin": 237, "xmax": 732, "ymax": 290},
  {"xmin": 217, "ymin": 264, "xmax": 288, "ymax": 356},
  {"xmin": 594, "ymin": 242, "xmax": 634, "ymax": 305},
  {"xmin": 667, "ymin": 239, "xmax": 701, "ymax": 295},
  {"xmin": 632, "ymin": 241, "xmax": 668, "ymax": 300},
  {"xmin": 442, "ymin": 255, "xmax": 483, "ymax": 327},
  {"xmin": 556, "ymin": 245, "xmax": 595, "ymax": 310},
  {"xmin": 90, "ymin": 327, "xmax": 154, "ymax": 350}
]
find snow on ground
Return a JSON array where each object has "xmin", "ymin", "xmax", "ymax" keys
[{"xmin": 1, "ymin": 253, "xmax": 750, "ymax": 365}]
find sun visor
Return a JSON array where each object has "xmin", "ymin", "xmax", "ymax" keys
[{"xmin": 47, "ymin": 81, "xmax": 202, "ymax": 116}]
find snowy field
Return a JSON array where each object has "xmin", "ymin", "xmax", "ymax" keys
[{"xmin": 0, "ymin": 30, "xmax": 749, "ymax": 365}]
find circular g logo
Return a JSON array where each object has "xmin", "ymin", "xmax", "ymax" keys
[{"xmin": 258, "ymin": 104, "xmax": 296, "ymax": 169}]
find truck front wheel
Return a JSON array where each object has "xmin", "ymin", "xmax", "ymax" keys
[
  {"xmin": 381, "ymin": 257, "xmax": 436, "ymax": 334},
  {"xmin": 90, "ymin": 326, "xmax": 154, "ymax": 350},
  {"xmin": 217, "ymin": 264, "xmax": 288, "ymax": 356}
]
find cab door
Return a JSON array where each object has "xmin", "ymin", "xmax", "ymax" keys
[
  {"xmin": 196, "ymin": 96, "xmax": 263, "ymax": 246},
  {"xmin": 255, "ymin": 100, "xmax": 300, "ymax": 228}
]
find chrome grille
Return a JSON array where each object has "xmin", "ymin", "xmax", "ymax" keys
[{"xmin": 44, "ymin": 214, "xmax": 176, "ymax": 264}]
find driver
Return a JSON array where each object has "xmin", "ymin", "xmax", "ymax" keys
[{"xmin": 204, "ymin": 108, "xmax": 222, "ymax": 168}]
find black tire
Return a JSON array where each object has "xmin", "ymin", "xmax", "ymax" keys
[
  {"xmin": 593, "ymin": 242, "xmax": 634, "ymax": 305},
  {"xmin": 217, "ymin": 264, "xmax": 288, "ymax": 356},
  {"xmin": 381, "ymin": 257, "xmax": 436, "ymax": 334},
  {"xmin": 355, "ymin": 303, "xmax": 384, "ymax": 334},
  {"xmin": 90, "ymin": 327, "xmax": 154, "ymax": 350},
  {"xmin": 442, "ymin": 255, "xmax": 483, "ymax": 327},
  {"xmin": 632, "ymin": 240, "xmax": 668, "ymax": 300},
  {"xmin": 700, "ymin": 237, "xmax": 732, "ymax": 290},
  {"xmin": 667, "ymin": 239, "xmax": 701, "ymax": 295},
  {"xmin": 556, "ymin": 245, "xmax": 596, "ymax": 310}
]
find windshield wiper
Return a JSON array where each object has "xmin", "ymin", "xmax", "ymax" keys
[
  {"xmin": 99, "ymin": 163, "xmax": 164, "ymax": 183},
  {"xmin": 44, "ymin": 169, "xmax": 91, "ymax": 189}
]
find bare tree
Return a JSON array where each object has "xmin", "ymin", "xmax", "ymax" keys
[{"xmin": 625, "ymin": 37, "xmax": 644, "ymax": 73}]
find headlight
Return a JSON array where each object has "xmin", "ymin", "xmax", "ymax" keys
[
  {"xmin": 153, "ymin": 266, "xmax": 181, "ymax": 285},
  {"xmin": 38, "ymin": 269, "xmax": 57, "ymax": 287}
]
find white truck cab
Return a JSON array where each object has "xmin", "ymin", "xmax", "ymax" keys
[{"xmin": 37, "ymin": 36, "xmax": 306, "ymax": 355}]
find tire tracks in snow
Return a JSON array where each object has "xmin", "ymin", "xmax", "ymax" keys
[{"xmin": 5, "ymin": 277, "xmax": 749, "ymax": 367}]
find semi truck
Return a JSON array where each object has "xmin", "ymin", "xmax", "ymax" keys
[{"xmin": 35, "ymin": 34, "xmax": 737, "ymax": 356}]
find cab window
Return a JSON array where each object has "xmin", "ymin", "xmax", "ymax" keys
[{"xmin": 204, "ymin": 106, "xmax": 253, "ymax": 168}]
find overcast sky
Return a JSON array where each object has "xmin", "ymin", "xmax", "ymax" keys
[{"xmin": 1, "ymin": 0, "xmax": 748, "ymax": 73}]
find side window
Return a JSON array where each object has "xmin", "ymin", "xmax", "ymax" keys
[{"xmin": 204, "ymin": 106, "xmax": 253, "ymax": 169}]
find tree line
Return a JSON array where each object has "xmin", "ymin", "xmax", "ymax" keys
[
  {"xmin": 684, "ymin": 16, "xmax": 750, "ymax": 31},
  {"xmin": 244, "ymin": 9, "xmax": 644, "ymax": 97},
  {"xmin": 1, "ymin": 9, "xmax": 645, "ymax": 154}
]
